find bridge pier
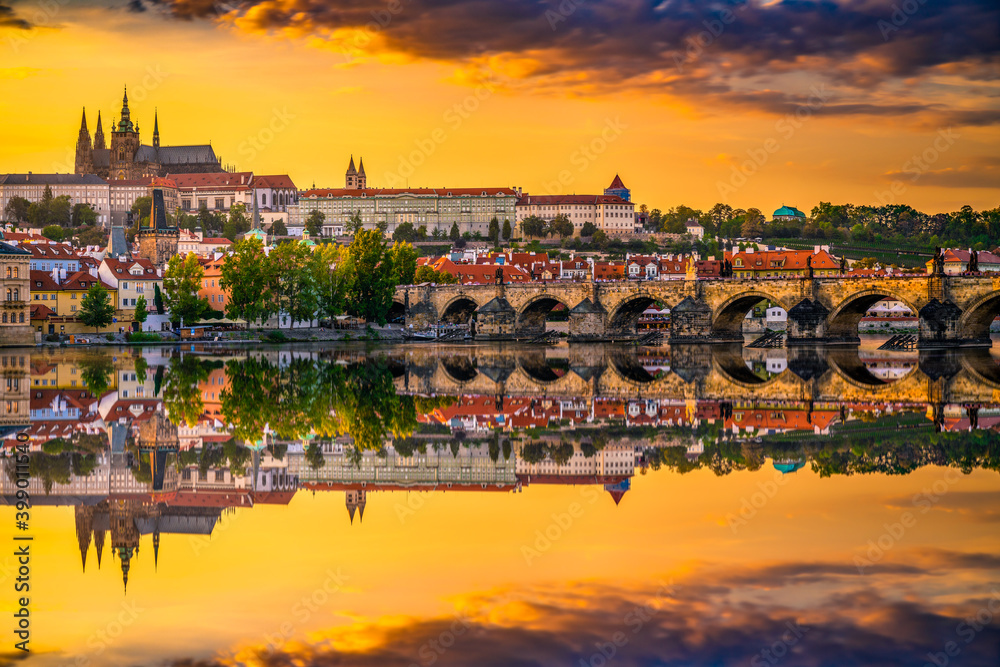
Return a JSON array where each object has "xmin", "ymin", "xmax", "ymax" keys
[
  {"xmin": 567, "ymin": 299, "xmax": 607, "ymax": 341},
  {"xmin": 475, "ymin": 296, "xmax": 517, "ymax": 340},
  {"xmin": 917, "ymin": 299, "xmax": 983, "ymax": 348}
]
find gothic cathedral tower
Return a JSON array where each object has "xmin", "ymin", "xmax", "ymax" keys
[
  {"xmin": 109, "ymin": 87, "xmax": 141, "ymax": 180},
  {"xmin": 74, "ymin": 108, "xmax": 93, "ymax": 175},
  {"xmin": 345, "ymin": 155, "xmax": 358, "ymax": 189}
]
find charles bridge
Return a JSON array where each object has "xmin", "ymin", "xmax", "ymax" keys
[
  {"xmin": 389, "ymin": 344, "xmax": 1000, "ymax": 408},
  {"xmin": 394, "ymin": 274, "xmax": 1000, "ymax": 346}
]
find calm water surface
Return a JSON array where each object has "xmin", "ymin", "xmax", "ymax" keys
[{"xmin": 1, "ymin": 341, "xmax": 999, "ymax": 666}]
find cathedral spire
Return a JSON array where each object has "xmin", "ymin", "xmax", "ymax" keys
[
  {"xmin": 75, "ymin": 108, "xmax": 94, "ymax": 175},
  {"xmin": 153, "ymin": 108, "xmax": 160, "ymax": 150},
  {"xmin": 118, "ymin": 86, "xmax": 134, "ymax": 133},
  {"xmin": 94, "ymin": 111, "xmax": 105, "ymax": 151},
  {"xmin": 94, "ymin": 529, "xmax": 106, "ymax": 569}
]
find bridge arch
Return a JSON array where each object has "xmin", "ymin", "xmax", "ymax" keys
[
  {"xmin": 712, "ymin": 290, "xmax": 786, "ymax": 336},
  {"xmin": 439, "ymin": 295, "xmax": 481, "ymax": 325},
  {"xmin": 440, "ymin": 355, "xmax": 478, "ymax": 384},
  {"xmin": 826, "ymin": 289, "xmax": 919, "ymax": 340},
  {"xmin": 607, "ymin": 292, "xmax": 660, "ymax": 336},
  {"xmin": 711, "ymin": 345, "xmax": 788, "ymax": 387},
  {"xmin": 516, "ymin": 294, "xmax": 573, "ymax": 337},
  {"xmin": 388, "ymin": 299, "xmax": 406, "ymax": 323},
  {"xmin": 517, "ymin": 355, "xmax": 571, "ymax": 384},
  {"xmin": 957, "ymin": 290, "xmax": 1000, "ymax": 343}
]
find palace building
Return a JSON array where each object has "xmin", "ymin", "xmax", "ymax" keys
[
  {"xmin": 298, "ymin": 157, "xmax": 517, "ymax": 238},
  {"xmin": 74, "ymin": 88, "xmax": 224, "ymax": 181}
]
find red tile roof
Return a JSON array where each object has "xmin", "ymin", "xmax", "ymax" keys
[
  {"xmin": 167, "ymin": 172, "xmax": 254, "ymax": 189},
  {"xmin": 29, "ymin": 271, "xmax": 60, "ymax": 291},
  {"xmin": 252, "ymin": 175, "xmax": 297, "ymax": 189},
  {"xmin": 608, "ymin": 174, "xmax": 626, "ymax": 189},
  {"xmin": 728, "ymin": 249, "xmax": 839, "ymax": 271},
  {"xmin": 62, "ymin": 271, "xmax": 114, "ymax": 292},
  {"xmin": 102, "ymin": 257, "xmax": 158, "ymax": 276},
  {"xmin": 30, "ymin": 304, "xmax": 54, "ymax": 320},
  {"xmin": 516, "ymin": 194, "xmax": 631, "ymax": 206},
  {"xmin": 303, "ymin": 187, "xmax": 517, "ymax": 198}
]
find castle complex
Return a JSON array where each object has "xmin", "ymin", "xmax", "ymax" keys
[{"xmin": 74, "ymin": 88, "xmax": 224, "ymax": 181}]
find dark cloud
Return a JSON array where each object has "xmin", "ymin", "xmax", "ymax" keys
[
  {"xmin": 884, "ymin": 164, "xmax": 1000, "ymax": 188},
  {"xmin": 0, "ymin": 2, "xmax": 31, "ymax": 29},
  {"xmin": 126, "ymin": 0, "xmax": 1000, "ymax": 124},
  {"xmin": 142, "ymin": 556, "xmax": 1000, "ymax": 667}
]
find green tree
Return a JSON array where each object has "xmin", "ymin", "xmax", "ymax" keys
[
  {"xmin": 488, "ymin": 217, "xmax": 500, "ymax": 245},
  {"xmin": 449, "ymin": 222, "xmax": 461, "ymax": 242},
  {"xmin": 71, "ymin": 203, "xmax": 97, "ymax": 227},
  {"xmin": 163, "ymin": 356, "xmax": 210, "ymax": 427},
  {"xmin": 133, "ymin": 295, "xmax": 148, "ymax": 330},
  {"xmin": 270, "ymin": 240, "xmax": 318, "ymax": 328},
  {"xmin": 41, "ymin": 225, "xmax": 64, "ymax": 242},
  {"xmin": 305, "ymin": 442, "xmax": 325, "ymax": 470},
  {"xmin": 79, "ymin": 283, "xmax": 114, "ymax": 333},
  {"xmin": 134, "ymin": 356, "xmax": 148, "ymax": 385},
  {"xmin": 502, "ymin": 218, "xmax": 512, "ymax": 241},
  {"xmin": 306, "ymin": 210, "xmax": 325, "ymax": 237},
  {"xmin": 521, "ymin": 215, "xmax": 546, "ymax": 238},
  {"xmin": 153, "ymin": 283, "xmax": 164, "ymax": 314},
  {"xmin": 347, "ymin": 229, "xmax": 396, "ymax": 325},
  {"xmin": 221, "ymin": 237, "xmax": 269, "ymax": 328},
  {"xmin": 348, "ymin": 211, "xmax": 363, "ymax": 235},
  {"xmin": 549, "ymin": 214, "xmax": 574, "ymax": 238},
  {"xmin": 131, "ymin": 196, "xmax": 152, "ymax": 224},
  {"xmin": 311, "ymin": 243, "xmax": 356, "ymax": 320},
  {"xmin": 388, "ymin": 241, "xmax": 418, "ymax": 286},
  {"xmin": 270, "ymin": 219, "xmax": 288, "ymax": 236},
  {"xmin": 73, "ymin": 224, "xmax": 107, "ymax": 248},
  {"xmin": 393, "ymin": 221, "xmax": 417, "ymax": 243},
  {"xmin": 78, "ymin": 355, "xmax": 113, "ymax": 395},
  {"xmin": 413, "ymin": 265, "xmax": 457, "ymax": 284},
  {"xmin": 580, "ymin": 221, "xmax": 598, "ymax": 237},
  {"xmin": 741, "ymin": 208, "xmax": 765, "ymax": 238},
  {"xmin": 4, "ymin": 196, "xmax": 30, "ymax": 224},
  {"xmin": 592, "ymin": 229, "xmax": 609, "ymax": 249},
  {"xmin": 223, "ymin": 202, "xmax": 250, "ymax": 241},
  {"xmin": 163, "ymin": 252, "xmax": 209, "ymax": 325}
]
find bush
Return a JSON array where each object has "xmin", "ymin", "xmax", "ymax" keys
[
  {"xmin": 125, "ymin": 332, "xmax": 162, "ymax": 343},
  {"xmin": 105, "ymin": 333, "xmax": 115, "ymax": 342},
  {"xmin": 264, "ymin": 330, "xmax": 287, "ymax": 343},
  {"xmin": 45, "ymin": 334, "xmax": 61, "ymax": 342}
]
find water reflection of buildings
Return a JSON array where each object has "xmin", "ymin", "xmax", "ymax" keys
[{"xmin": 4, "ymin": 345, "xmax": 1000, "ymax": 592}]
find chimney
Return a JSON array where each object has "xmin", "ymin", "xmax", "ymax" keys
[
  {"xmin": 814, "ymin": 245, "xmax": 820, "ymax": 254},
  {"xmin": 60, "ymin": 266, "xmax": 67, "ymax": 281},
  {"xmin": 51, "ymin": 267, "xmax": 59, "ymax": 285}
]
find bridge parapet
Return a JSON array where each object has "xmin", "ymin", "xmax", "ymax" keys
[{"xmin": 394, "ymin": 274, "xmax": 1000, "ymax": 347}]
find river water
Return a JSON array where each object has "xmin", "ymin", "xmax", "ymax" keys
[{"xmin": 1, "ymin": 341, "xmax": 998, "ymax": 666}]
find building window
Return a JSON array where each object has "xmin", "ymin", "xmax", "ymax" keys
[{"xmin": 215, "ymin": 198, "xmax": 224, "ymax": 210}]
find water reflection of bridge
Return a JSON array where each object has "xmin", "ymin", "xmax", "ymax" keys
[{"xmin": 388, "ymin": 344, "xmax": 1000, "ymax": 406}]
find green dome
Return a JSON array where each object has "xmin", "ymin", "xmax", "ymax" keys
[{"xmin": 773, "ymin": 205, "xmax": 805, "ymax": 218}]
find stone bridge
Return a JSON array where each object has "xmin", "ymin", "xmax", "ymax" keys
[
  {"xmin": 394, "ymin": 274, "xmax": 1000, "ymax": 346},
  {"xmin": 389, "ymin": 344, "xmax": 1000, "ymax": 407}
]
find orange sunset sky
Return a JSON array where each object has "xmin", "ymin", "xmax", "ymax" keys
[{"xmin": 0, "ymin": 0, "xmax": 998, "ymax": 215}]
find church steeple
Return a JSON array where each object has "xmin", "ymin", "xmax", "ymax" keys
[
  {"xmin": 75, "ymin": 108, "xmax": 94, "ymax": 175},
  {"xmin": 117, "ymin": 86, "xmax": 134, "ymax": 133},
  {"xmin": 152, "ymin": 109, "xmax": 160, "ymax": 150},
  {"xmin": 94, "ymin": 528, "xmax": 106, "ymax": 569},
  {"xmin": 358, "ymin": 158, "xmax": 367, "ymax": 189},
  {"xmin": 346, "ymin": 155, "xmax": 358, "ymax": 189},
  {"xmin": 74, "ymin": 506, "xmax": 94, "ymax": 573},
  {"xmin": 93, "ymin": 111, "xmax": 105, "ymax": 151}
]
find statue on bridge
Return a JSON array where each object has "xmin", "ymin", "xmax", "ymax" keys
[
  {"xmin": 495, "ymin": 266, "xmax": 504, "ymax": 286},
  {"xmin": 839, "ymin": 256, "xmax": 847, "ymax": 274},
  {"xmin": 806, "ymin": 254, "xmax": 814, "ymax": 279},
  {"xmin": 969, "ymin": 250, "xmax": 979, "ymax": 273},
  {"xmin": 932, "ymin": 247, "xmax": 945, "ymax": 275}
]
